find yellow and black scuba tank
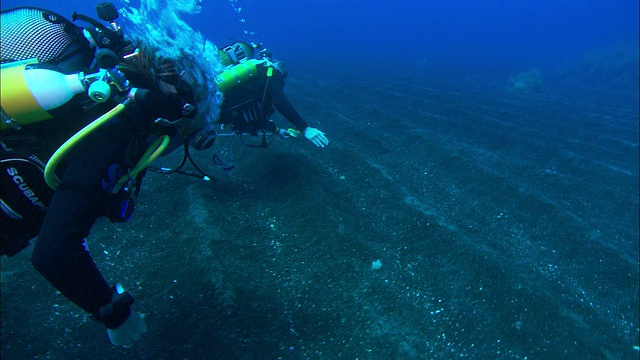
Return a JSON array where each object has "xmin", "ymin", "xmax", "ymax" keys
[
  {"xmin": 1, "ymin": 60, "xmax": 93, "ymax": 130},
  {"xmin": 0, "ymin": 57, "xmax": 127, "ymax": 131}
]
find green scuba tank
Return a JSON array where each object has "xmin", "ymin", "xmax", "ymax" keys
[{"xmin": 215, "ymin": 59, "xmax": 262, "ymax": 92}]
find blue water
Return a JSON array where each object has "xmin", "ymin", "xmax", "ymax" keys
[{"xmin": 1, "ymin": 1, "xmax": 638, "ymax": 359}]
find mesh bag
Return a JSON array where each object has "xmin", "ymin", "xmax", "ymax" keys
[{"xmin": 1, "ymin": 7, "xmax": 94, "ymax": 73}]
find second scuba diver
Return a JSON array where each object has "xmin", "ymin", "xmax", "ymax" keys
[{"xmin": 215, "ymin": 41, "xmax": 329, "ymax": 148}]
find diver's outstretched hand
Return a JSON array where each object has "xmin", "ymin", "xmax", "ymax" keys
[
  {"xmin": 304, "ymin": 127, "xmax": 329, "ymax": 148},
  {"xmin": 107, "ymin": 311, "xmax": 147, "ymax": 348}
]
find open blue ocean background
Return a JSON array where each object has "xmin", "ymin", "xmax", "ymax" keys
[{"xmin": 1, "ymin": 1, "xmax": 638, "ymax": 359}]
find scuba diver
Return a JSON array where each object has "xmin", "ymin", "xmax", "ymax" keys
[
  {"xmin": 0, "ymin": 3, "xmax": 218, "ymax": 347},
  {"xmin": 215, "ymin": 41, "xmax": 329, "ymax": 149}
]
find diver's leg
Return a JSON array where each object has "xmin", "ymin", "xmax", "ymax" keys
[{"xmin": 31, "ymin": 118, "xmax": 136, "ymax": 327}]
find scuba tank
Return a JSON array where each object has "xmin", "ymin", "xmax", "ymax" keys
[
  {"xmin": 0, "ymin": 60, "xmax": 114, "ymax": 130},
  {"xmin": 215, "ymin": 58, "xmax": 260, "ymax": 92}
]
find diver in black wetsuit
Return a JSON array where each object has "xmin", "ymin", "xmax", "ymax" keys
[
  {"xmin": 0, "ymin": 4, "xmax": 217, "ymax": 347},
  {"xmin": 216, "ymin": 42, "xmax": 329, "ymax": 148}
]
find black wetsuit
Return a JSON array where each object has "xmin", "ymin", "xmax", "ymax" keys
[
  {"xmin": 30, "ymin": 106, "xmax": 148, "ymax": 329},
  {"xmin": 217, "ymin": 62, "xmax": 308, "ymax": 135}
]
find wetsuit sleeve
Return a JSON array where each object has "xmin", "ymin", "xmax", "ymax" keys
[
  {"xmin": 268, "ymin": 71, "xmax": 309, "ymax": 131},
  {"xmin": 31, "ymin": 116, "xmax": 137, "ymax": 329}
]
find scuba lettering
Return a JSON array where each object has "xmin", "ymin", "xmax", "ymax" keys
[
  {"xmin": 0, "ymin": 153, "xmax": 54, "ymax": 256},
  {"xmin": 6, "ymin": 167, "xmax": 46, "ymax": 211},
  {"xmin": 2, "ymin": 157, "xmax": 50, "ymax": 213}
]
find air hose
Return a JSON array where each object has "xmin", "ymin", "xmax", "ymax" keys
[
  {"xmin": 43, "ymin": 102, "xmax": 170, "ymax": 191},
  {"xmin": 44, "ymin": 103, "xmax": 126, "ymax": 189}
]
